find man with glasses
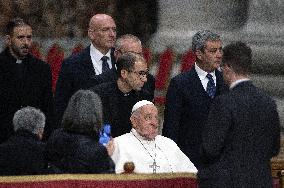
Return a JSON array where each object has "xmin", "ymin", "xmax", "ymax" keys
[
  {"xmin": 55, "ymin": 14, "xmax": 116, "ymax": 125},
  {"xmin": 163, "ymin": 30, "xmax": 228, "ymax": 169},
  {"xmin": 91, "ymin": 52, "xmax": 152, "ymax": 137},
  {"xmin": 93, "ymin": 34, "xmax": 155, "ymax": 100}
]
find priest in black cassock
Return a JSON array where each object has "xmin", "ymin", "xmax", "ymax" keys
[
  {"xmin": 90, "ymin": 52, "xmax": 152, "ymax": 137},
  {"xmin": 0, "ymin": 18, "xmax": 55, "ymax": 143}
]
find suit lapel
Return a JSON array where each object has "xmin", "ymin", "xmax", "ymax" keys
[
  {"xmin": 80, "ymin": 46, "xmax": 97, "ymax": 76},
  {"xmin": 190, "ymin": 67, "xmax": 210, "ymax": 97}
]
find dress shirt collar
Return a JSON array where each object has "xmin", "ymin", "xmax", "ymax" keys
[
  {"xmin": 195, "ymin": 63, "xmax": 216, "ymax": 81},
  {"xmin": 90, "ymin": 43, "xmax": 111, "ymax": 62},
  {"xmin": 230, "ymin": 78, "xmax": 250, "ymax": 89}
]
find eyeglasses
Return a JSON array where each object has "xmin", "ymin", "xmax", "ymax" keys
[{"xmin": 131, "ymin": 70, "xmax": 149, "ymax": 78}]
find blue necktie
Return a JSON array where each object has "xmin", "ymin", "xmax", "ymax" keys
[
  {"xmin": 206, "ymin": 74, "xmax": 216, "ymax": 98},
  {"xmin": 101, "ymin": 56, "xmax": 110, "ymax": 73}
]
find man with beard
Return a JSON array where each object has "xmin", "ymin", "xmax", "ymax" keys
[{"xmin": 0, "ymin": 18, "xmax": 55, "ymax": 143}]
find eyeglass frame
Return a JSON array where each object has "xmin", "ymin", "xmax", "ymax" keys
[{"xmin": 129, "ymin": 69, "xmax": 149, "ymax": 78}]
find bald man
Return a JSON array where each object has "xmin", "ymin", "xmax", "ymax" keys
[{"xmin": 55, "ymin": 14, "xmax": 117, "ymax": 124}]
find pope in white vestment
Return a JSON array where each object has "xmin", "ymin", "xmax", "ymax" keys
[{"xmin": 110, "ymin": 100, "xmax": 197, "ymax": 174}]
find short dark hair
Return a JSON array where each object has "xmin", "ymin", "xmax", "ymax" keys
[
  {"xmin": 5, "ymin": 18, "xmax": 30, "ymax": 36},
  {"xmin": 116, "ymin": 52, "xmax": 145, "ymax": 77},
  {"xmin": 62, "ymin": 90, "xmax": 103, "ymax": 138},
  {"xmin": 222, "ymin": 41, "xmax": 252, "ymax": 75}
]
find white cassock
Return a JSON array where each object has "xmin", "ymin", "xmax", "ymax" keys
[{"xmin": 111, "ymin": 128, "xmax": 197, "ymax": 174}]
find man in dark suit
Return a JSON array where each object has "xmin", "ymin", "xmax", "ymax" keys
[
  {"xmin": 54, "ymin": 14, "xmax": 116, "ymax": 123},
  {"xmin": 163, "ymin": 30, "xmax": 228, "ymax": 169},
  {"xmin": 0, "ymin": 18, "xmax": 55, "ymax": 143},
  {"xmin": 198, "ymin": 41, "xmax": 280, "ymax": 188}
]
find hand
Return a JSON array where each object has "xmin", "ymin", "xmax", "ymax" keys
[{"xmin": 106, "ymin": 138, "xmax": 114, "ymax": 156}]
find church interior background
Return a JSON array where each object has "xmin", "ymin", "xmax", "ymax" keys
[{"xmin": 0, "ymin": 0, "xmax": 284, "ymax": 163}]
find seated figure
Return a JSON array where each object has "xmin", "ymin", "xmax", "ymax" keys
[
  {"xmin": 46, "ymin": 90, "xmax": 115, "ymax": 173},
  {"xmin": 0, "ymin": 106, "xmax": 47, "ymax": 175},
  {"xmin": 109, "ymin": 100, "xmax": 197, "ymax": 174}
]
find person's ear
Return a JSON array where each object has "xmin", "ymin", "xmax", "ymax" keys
[
  {"xmin": 130, "ymin": 115, "xmax": 137, "ymax": 128},
  {"xmin": 88, "ymin": 29, "xmax": 95, "ymax": 41},
  {"xmin": 5, "ymin": 35, "xmax": 11, "ymax": 46},
  {"xmin": 120, "ymin": 69, "xmax": 128, "ymax": 79},
  {"xmin": 195, "ymin": 50, "xmax": 203, "ymax": 61}
]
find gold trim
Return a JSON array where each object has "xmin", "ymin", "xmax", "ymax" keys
[{"xmin": 0, "ymin": 173, "xmax": 197, "ymax": 183}]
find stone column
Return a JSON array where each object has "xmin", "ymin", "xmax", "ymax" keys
[{"xmin": 150, "ymin": 0, "xmax": 249, "ymax": 53}]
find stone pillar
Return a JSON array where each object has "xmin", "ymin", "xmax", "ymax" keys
[
  {"xmin": 244, "ymin": 0, "xmax": 284, "ymax": 35},
  {"xmin": 150, "ymin": 0, "xmax": 249, "ymax": 53}
]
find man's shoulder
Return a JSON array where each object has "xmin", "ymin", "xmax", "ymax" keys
[
  {"xmin": 63, "ymin": 47, "xmax": 90, "ymax": 64},
  {"xmin": 171, "ymin": 69, "xmax": 196, "ymax": 82},
  {"xmin": 156, "ymin": 135, "xmax": 177, "ymax": 146},
  {"xmin": 114, "ymin": 133, "xmax": 132, "ymax": 143},
  {"xmin": 25, "ymin": 55, "xmax": 51, "ymax": 73},
  {"xmin": 29, "ymin": 55, "xmax": 48, "ymax": 65}
]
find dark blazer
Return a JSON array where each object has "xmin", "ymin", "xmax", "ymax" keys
[
  {"xmin": 46, "ymin": 128, "xmax": 115, "ymax": 174},
  {"xmin": 0, "ymin": 129, "xmax": 47, "ymax": 175},
  {"xmin": 54, "ymin": 46, "xmax": 116, "ymax": 124},
  {"xmin": 163, "ymin": 66, "xmax": 228, "ymax": 169},
  {"xmin": 198, "ymin": 81, "xmax": 280, "ymax": 188},
  {"xmin": 0, "ymin": 48, "xmax": 55, "ymax": 143}
]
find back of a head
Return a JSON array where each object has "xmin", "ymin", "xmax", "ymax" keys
[
  {"xmin": 114, "ymin": 34, "xmax": 141, "ymax": 51},
  {"xmin": 192, "ymin": 30, "xmax": 221, "ymax": 52},
  {"xmin": 62, "ymin": 90, "xmax": 103, "ymax": 137},
  {"xmin": 222, "ymin": 41, "xmax": 252, "ymax": 75},
  {"xmin": 13, "ymin": 106, "xmax": 45, "ymax": 136},
  {"xmin": 116, "ymin": 52, "xmax": 146, "ymax": 77}
]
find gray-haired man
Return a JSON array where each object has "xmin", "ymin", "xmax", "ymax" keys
[
  {"xmin": 0, "ymin": 106, "xmax": 47, "ymax": 175},
  {"xmin": 163, "ymin": 30, "xmax": 229, "ymax": 169}
]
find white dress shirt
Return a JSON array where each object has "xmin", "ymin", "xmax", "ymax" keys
[
  {"xmin": 90, "ymin": 44, "xmax": 112, "ymax": 75},
  {"xmin": 195, "ymin": 63, "xmax": 216, "ymax": 91}
]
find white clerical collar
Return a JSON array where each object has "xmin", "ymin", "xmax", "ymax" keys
[
  {"xmin": 90, "ymin": 43, "xmax": 111, "ymax": 62},
  {"xmin": 195, "ymin": 63, "xmax": 216, "ymax": 81},
  {"xmin": 230, "ymin": 78, "xmax": 250, "ymax": 90},
  {"xmin": 16, "ymin": 59, "xmax": 22, "ymax": 64},
  {"xmin": 131, "ymin": 128, "xmax": 155, "ymax": 142}
]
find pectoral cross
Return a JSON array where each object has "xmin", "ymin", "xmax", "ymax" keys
[{"xmin": 149, "ymin": 160, "xmax": 160, "ymax": 174}]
